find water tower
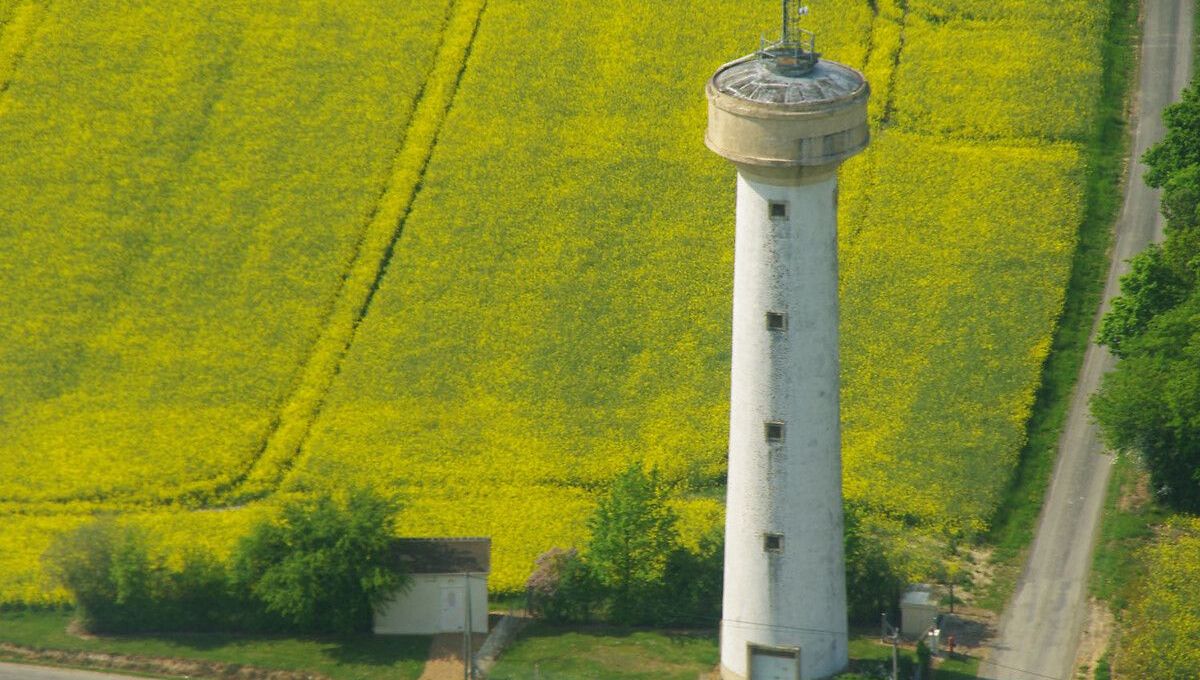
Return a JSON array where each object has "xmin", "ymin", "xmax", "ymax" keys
[{"xmin": 706, "ymin": 3, "xmax": 869, "ymax": 678}]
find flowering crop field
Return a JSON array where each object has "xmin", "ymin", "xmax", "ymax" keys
[
  {"xmin": 0, "ymin": 0, "xmax": 1106, "ymax": 601},
  {"xmin": 291, "ymin": 0, "xmax": 1095, "ymax": 590},
  {"xmin": 0, "ymin": 0, "xmax": 452, "ymax": 505}
]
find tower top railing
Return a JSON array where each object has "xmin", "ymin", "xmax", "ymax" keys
[{"xmin": 758, "ymin": 0, "xmax": 819, "ymax": 77}]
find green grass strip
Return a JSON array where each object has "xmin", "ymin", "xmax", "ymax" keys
[
  {"xmin": 231, "ymin": 0, "xmax": 489, "ymax": 500},
  {"xmin": 0, "ymin": 609, "xmax": 429, "ymax": 680},
  {"xmin": 976, "ymin": 0, "xmax": 1138, "ymax": 611}
]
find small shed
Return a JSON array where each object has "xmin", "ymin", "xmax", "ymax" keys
[
  {"xmin": 373, "ymin": 537, "xmax": 490, "ymax": 636},
  {"xmin": 900, "ymin": 584, "xmax": 939, "ymax": 638}
]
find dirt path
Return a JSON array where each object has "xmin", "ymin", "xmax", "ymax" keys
[
  {"xmin": 418, "ymin": 632, "xmax": 487, "ymax": 680},
  {"xmin": 977, "ymin": 1, "xmax": 1194, "ymax": 678}
]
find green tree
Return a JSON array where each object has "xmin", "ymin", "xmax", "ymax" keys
[
  {"xmin": 1159, "ymin": 164, "xmax": 1200, "ymax": 278},
  {"xmin": 586, "ymin": 464, "xmax": 678, "ymax": 625},
  {"xmin": 843, "ymin": 505, "xmax": 903, "ymax": 625},
  {"xmin": 233, "ymin": 487, "xmax": 408, "ymax": 634},
  {"xmin": 42, "ymin": 518, "xmax": 152, "ymax": 632},
  {"xmin": 658, "ymin": 528, "xmax": 724, "ymax": 627},
  {"xmin": 1093, "ymin": 291, "xmax": 1200, "ymax": 512},
  {"xmin": 1097, "ymin": 245, "xmax": 1188, "ymax": 356},
  {"xmin": 1143, "ymin": 84, "xmax": 1200, "ymax": 188}
]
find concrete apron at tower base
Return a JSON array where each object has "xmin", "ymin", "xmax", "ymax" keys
[{"xmin": 719, "ymin": 170, "xmax": 848, "ymax": 680}]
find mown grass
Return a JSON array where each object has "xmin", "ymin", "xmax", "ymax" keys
[
  {"xmin": 484, "ymin": 626, "xmax": 978, "ymax": 680},
  {"xmin": 844, "ymin": 636, "xmax": 978, "ymax": 680},
  {"xmin": 487, "ymin": 625, "xmax": 718, "ymax": 680},
  {"xmin": 976, "ymin": 0, "xmax": 1139, "ymax": 611},
  {"xmin": 0, "ymin": 608, "xmax": 429, "ymax": 680}
]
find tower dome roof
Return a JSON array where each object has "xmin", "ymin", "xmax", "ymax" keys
[{"xmin": 712, "ymin": 55, "xmax": 867, "ymax": 110}]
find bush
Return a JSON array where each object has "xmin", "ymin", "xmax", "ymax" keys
[
  {"xmin": 43, "ymin": 519, "xmax": 145, "ymax": 632},
  {"xmin": 526, "ymin": 547, "xmax": 600, "ymax": 623},
  {"xmin": 232, "ymin": 487, "xmax": 408, "ymax": 634},
  {"xmin": 656, "ymin": 529, "xmax": 723, "ymax": 627},
  {"xmin": 44, "ymin": 488, "xmax": 406, "ymax": 634},
  {"xmin": 844, "ymin": 507, "xmax": 904, "ymax": 625},
  {"xmin": 43, "ymin": 519, "xmax": 234, "ymax": 632},
  {"xmin": 527, "ymin": 480, "xmax": 900, "ymax": 629}
]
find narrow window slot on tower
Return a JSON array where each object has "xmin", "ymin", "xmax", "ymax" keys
[
  {"xmin": 763, "ymin": 533, "xmax": 783, "ymax": 552},
  {"xmin": 768, "ymin": 200, "xmax": 788, "ymax": 219},
  {"xmin": 766, "ymin": 311, "xmax": 787, "ymax": 331},
  {"xmin": 764, "ymin": 421, "xmax": 785, "ymax": 442}
]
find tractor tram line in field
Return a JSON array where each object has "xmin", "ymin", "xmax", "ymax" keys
[
  {"xmin": 0, "ymin": 0, "xmax": 492, "ymax": 516},
  {"xmin": 226, "ymin": 0, "xmax": 492, "ymax": 505},
  {"xmin": 0, "ymin": 0, "xmax": 47, "ymax": 105}
]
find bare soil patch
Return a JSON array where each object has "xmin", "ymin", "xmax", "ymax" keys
[{"xmin": 1073, "ymin": 598, "xmax": 1114, "ymax": 680}]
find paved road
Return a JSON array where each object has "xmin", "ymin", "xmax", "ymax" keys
[
  {"xmin": 0, "ymin": 663, "xmax": 147, "ymax": 680},
  {"xmin": 978, "ymin": 1, "xmax": 1194, "ymax": 679}
]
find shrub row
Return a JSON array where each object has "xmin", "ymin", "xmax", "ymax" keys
[{"xmin": 41, "ymin": 489, "xmax": 404, "ymax": 634}]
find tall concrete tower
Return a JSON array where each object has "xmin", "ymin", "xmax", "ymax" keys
[{"xmin": 706, "ymin": 3, "xmax": 869, "ymax": 679}]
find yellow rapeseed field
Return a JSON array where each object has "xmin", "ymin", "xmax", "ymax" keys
[{"xmin": 0, "ymin": 0, "xmax": 1106, "ymax": 601}]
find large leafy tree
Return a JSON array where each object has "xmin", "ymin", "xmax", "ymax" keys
[
  {"xmin": 1143, "ymin": 84, "xmax": 1200, "ymax": 188},
  {"xmin": 1097, "ymin": 244, "xmax": 1188, "ymax": 356},
  {"xmin": 233, "ymin": 487, "xmax": 408, "ymax": 634},
  {"xmin": 1094, "ymin": 289, "xmax": 1200, "ymax": 511},
  {"xmin": 586, "ymin": 464, "xmax": 678, "ymax": 625}
]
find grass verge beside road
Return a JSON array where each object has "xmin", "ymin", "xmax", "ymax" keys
[
  {"xmin": 0, "ymin": 609, "xmax": 429, "ymax": 680},
  {"xmin": 976, "ymin": 0, "xmax": 1138, "ymax": 612},
  {"xmin": 1090, "ymin": 456, "xmax": 1164, "ymax": 611}
]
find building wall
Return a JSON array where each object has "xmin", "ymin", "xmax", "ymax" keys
[{"xmin": 374, "ymin": 573, "xmax": 488, "ymax": 635}]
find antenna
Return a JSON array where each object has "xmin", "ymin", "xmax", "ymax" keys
[
  {"xmin": 782, "ymin": 0, "xmax": 809, "ymax": 44},
  {"xmin": 760, "ymin": 0, "xmax": 818, "ymax": 76}
]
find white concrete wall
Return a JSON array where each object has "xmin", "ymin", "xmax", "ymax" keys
[
  {"xmin": 374, "ymin": 573, "xmax": 488, "ymax": 635},
  {"xmin": 721, "ymin": 170, "xmax": 848, "ymax": 680}
]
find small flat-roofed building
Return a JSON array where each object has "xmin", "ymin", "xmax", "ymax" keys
[
  {"xmin": 900, "ymin": 584, "xmax": 939, "ymax": 638},
  {"xmin": 373, "ymin": 537, "xmax": 490, "ymax": 635}
]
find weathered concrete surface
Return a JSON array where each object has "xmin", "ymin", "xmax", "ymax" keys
[
  {"xmin": 721, "ymin": 172, "xmax": 849, "ymax": 680},
  {"xmin": 711, "ymin": 49, "xmax": 871, "ymax": 680},
  {"xmin": 0, "ymin": 663, "xmax": 144, "ymax": 680},
  {"xmin": 977, "ymin": 1, "xmax": 1194, "ymax": 678}
]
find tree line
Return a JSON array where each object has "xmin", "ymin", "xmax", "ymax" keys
[
  {"xmin": 525, "ymin": 465, "xmax": 901, "ymax": 628},
  {"xmin": 1094, "ymin": 79, "xmax": 1200, "ymax": 512}
]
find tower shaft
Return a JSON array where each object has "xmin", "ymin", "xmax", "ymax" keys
[
  {"xmin": 721, "ymin": 168, "xmax": 846, "ymax": 680},
  {"xmin": 705, "ymin": 31, "xmax": 869, "ymax": 680}
]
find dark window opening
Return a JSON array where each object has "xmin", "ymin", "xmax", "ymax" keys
[
  {"xmin": 765, "ymin": 421, "xmax": 785, "ymax": 442},
  {"xmin": 766, "ymin": 311, "xmax": 787, "ymax": 331},
  {"xmin": 768, "ymin": 201, "xmax": 788, "ymax": 219},
  {"xmin": 764, "ymin": 533, "xmax": 783, "ymax": 552}
]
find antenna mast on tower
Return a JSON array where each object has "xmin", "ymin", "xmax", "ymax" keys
[{"xmin": 760, "ymin": 0, "xmax": 819, "ymax": 76}]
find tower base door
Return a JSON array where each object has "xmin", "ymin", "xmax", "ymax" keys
[{"xmin": 748, "ymin": 644, "xmax": 801, "ymax": 680}]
